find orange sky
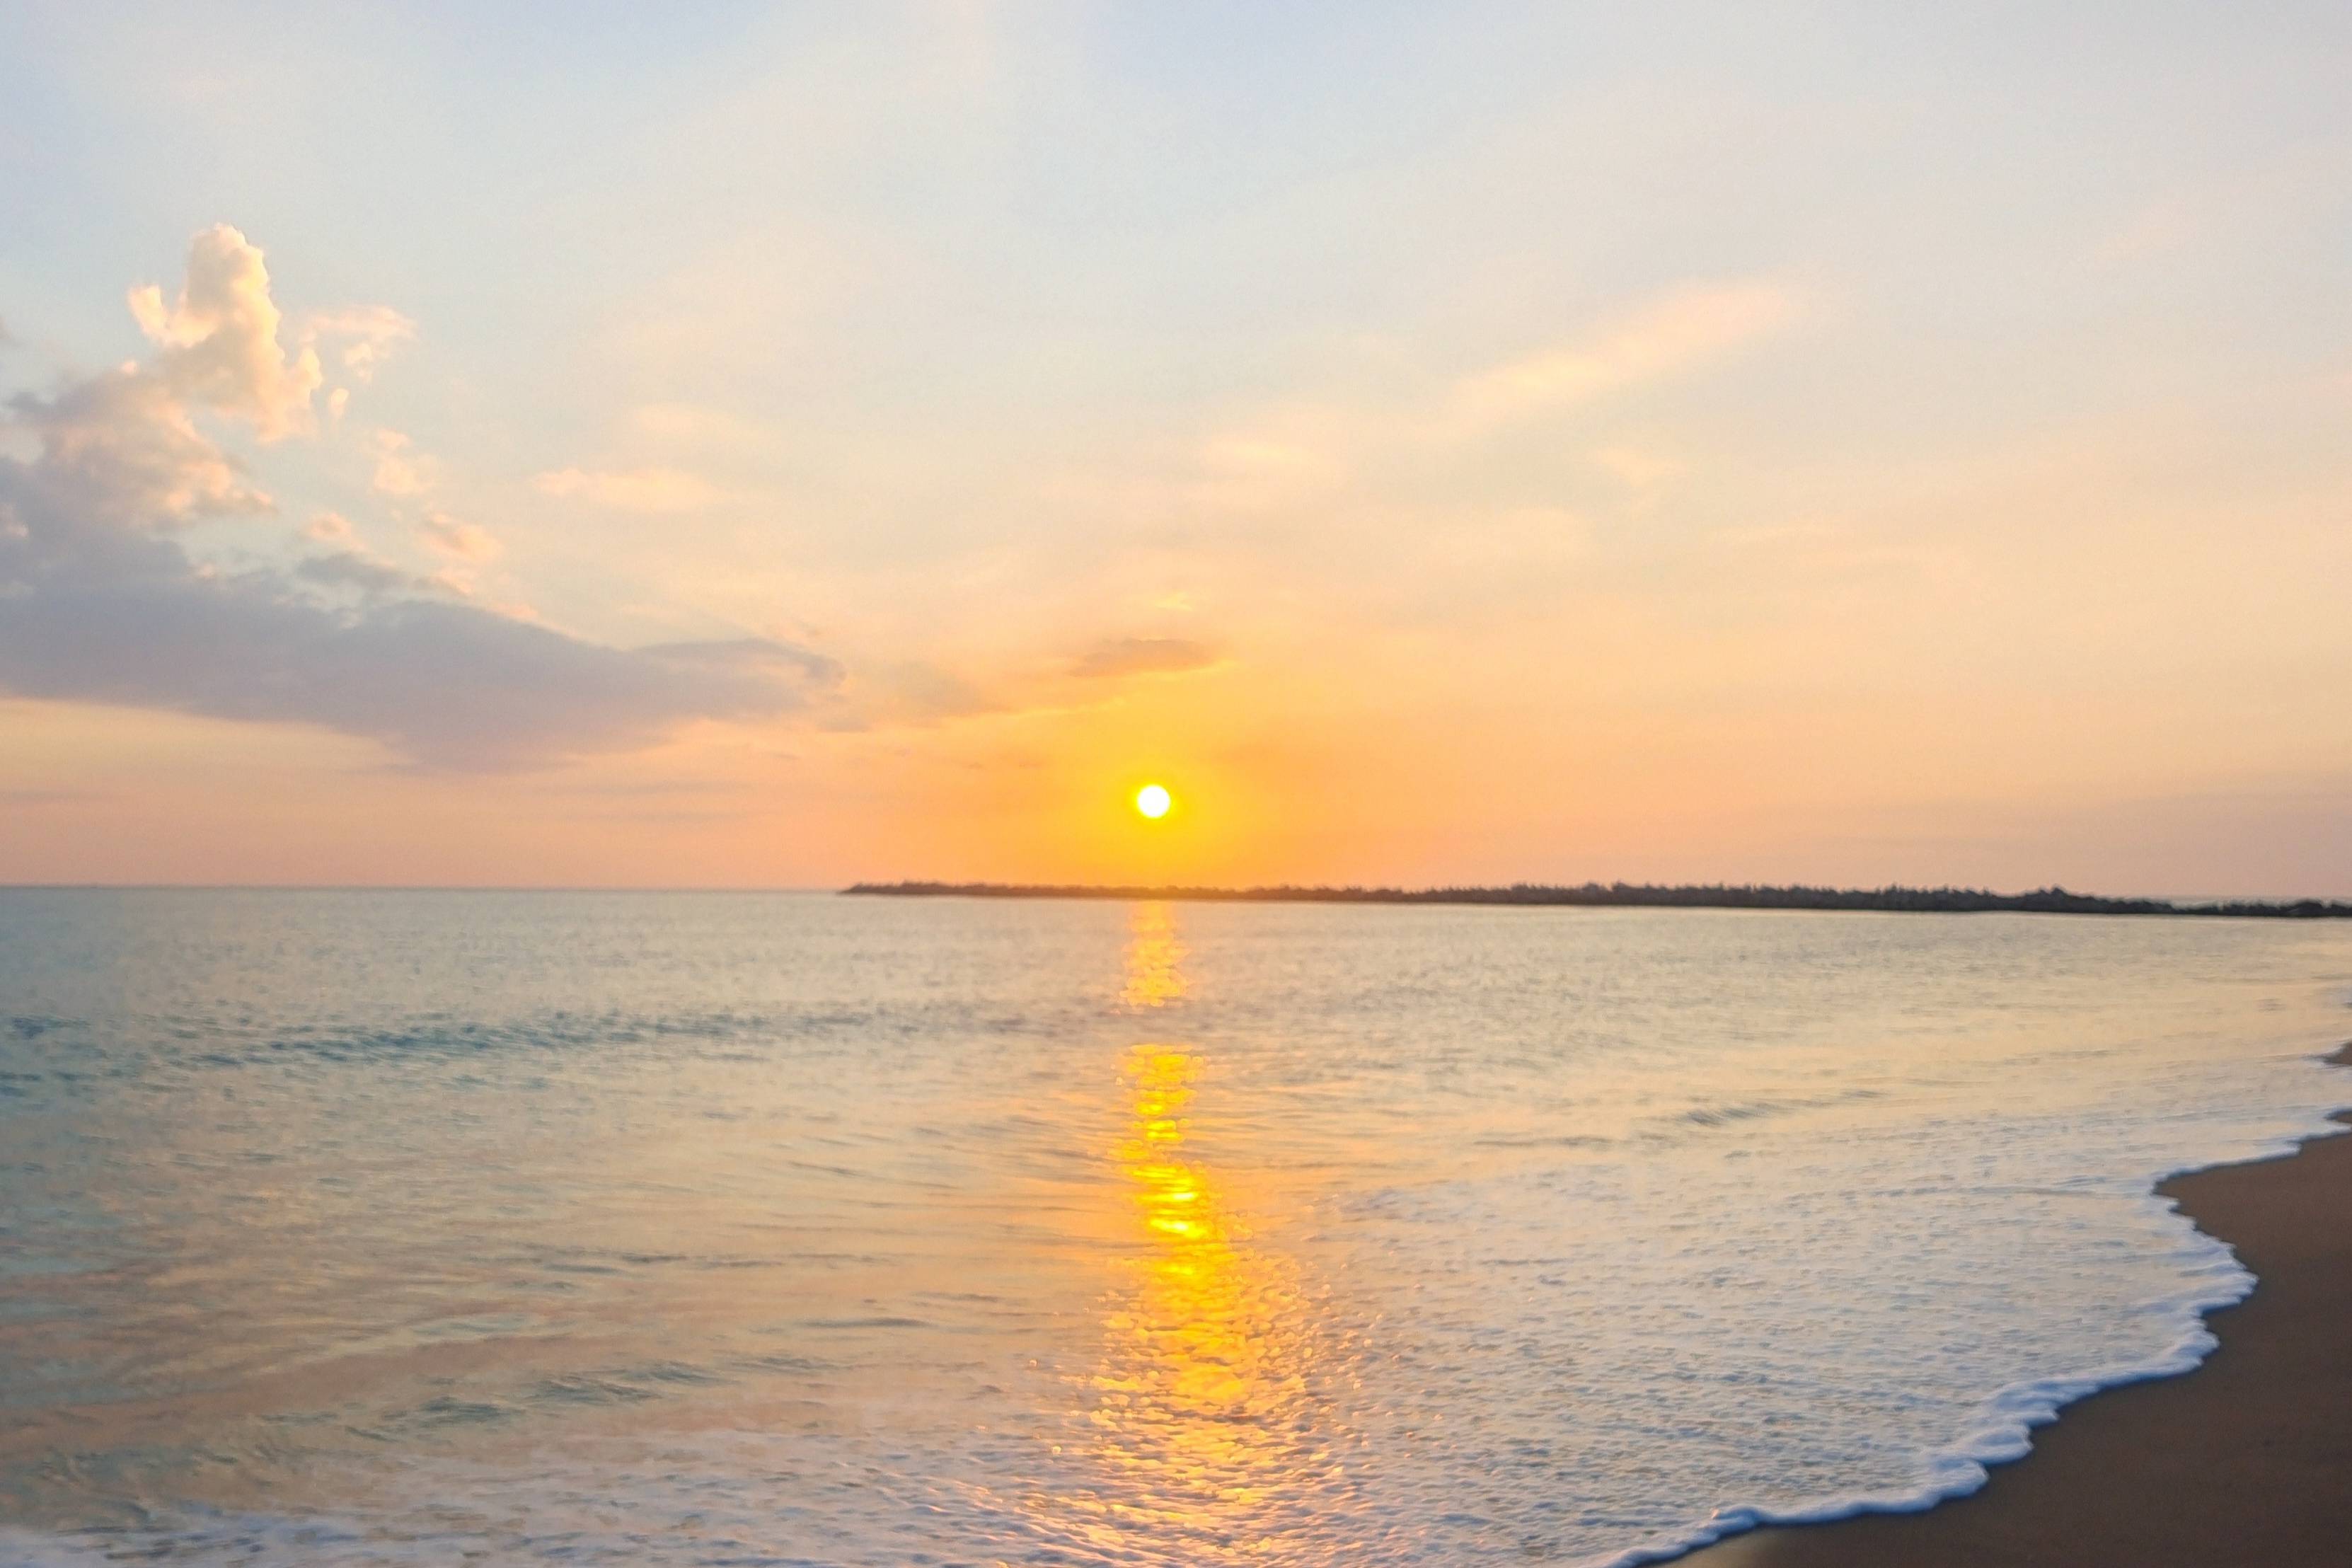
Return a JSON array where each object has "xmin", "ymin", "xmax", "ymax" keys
[{"xmin": 2, "ymin": 6, "xmax": 2348, "ymax": 893}]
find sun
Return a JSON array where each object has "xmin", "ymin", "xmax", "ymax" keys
[{"xmin": 1134, "ymin": 783, "xmax": 1172, "ymax": 820}]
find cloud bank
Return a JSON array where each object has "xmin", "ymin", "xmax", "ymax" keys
[{"xmin": 0, "ymin": 226, "xmax": 838, "ymax": 769}]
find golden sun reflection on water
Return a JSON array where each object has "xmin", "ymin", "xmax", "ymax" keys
[
  {"xmin": 1119, "ymin": 900, "xmax": 1190, "ymax": 1012},
  {"xmin": 1046, "ymin": 903, "xmax": 1359, "ymax": 1559}
]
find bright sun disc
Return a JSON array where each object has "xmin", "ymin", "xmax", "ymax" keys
[{"xmin": 1134, "ymin": 783, "xmax": 1172, "ymax": 819}]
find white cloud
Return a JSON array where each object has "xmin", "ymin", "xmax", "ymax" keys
[
  {"xmin": 0, "ymin": 224, "xmax": 841, "ymax": 770},
  {"xmin": 127, "ymin": 224, "xmax": 324, "ymax": 442},
  {"xmin": 309, "ymin": 305, "xmax": 415, "ymax": 381},
  {"xmin": 18, "ymin": 369, "xmax": 270, "ymax": 527}
]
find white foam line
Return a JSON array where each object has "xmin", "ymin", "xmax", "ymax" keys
[{"xmin": 1579, "ymin": 1037, "xmax": 2352, "ymax": 1568}]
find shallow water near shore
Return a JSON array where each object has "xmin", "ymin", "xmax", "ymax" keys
[{"xmin": 2, "ymin": 890, "xmax": 2347, "ymax": 1566}]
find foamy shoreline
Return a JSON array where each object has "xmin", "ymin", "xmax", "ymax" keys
[{"xmin": 1668, "ymin": 1037, "xmax": 2352, "ymax": 1568}]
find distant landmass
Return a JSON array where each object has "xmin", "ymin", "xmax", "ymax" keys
[{"xmin": 844, "ymin": 881, "xmax": 2352, "ymax": 918}]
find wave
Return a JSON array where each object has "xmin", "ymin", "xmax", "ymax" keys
[
  {"xmin": 1661, "ymin": 1086, "xmax": 1888, "ymax": 1133},
  {"xmin": 1581, "ymin": 1037, "xmax": 2352, "ymax": 1568}
]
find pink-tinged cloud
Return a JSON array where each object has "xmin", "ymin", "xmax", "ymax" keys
[
  {"xmin": 0, "ymin": 226, "xmax": 843, "ymax": 770},
  {"xmin": 420, "ymin": 509, "xmax": 500, "ymax": 560},
  {"xmin": 309, "ymin": 305, "xmax": 415, "ymax": 381},
  {"xmin": 1450, "ymin": 281, "xmax": 1799, "ymax": 432},
  {"xmin": 126, "ymin": 225, "xmax": 323, "ymax": 443},
  {"xmin": 534, "ymin": 466, "xmax": 724, "ymax": 512},
  {"xmin": 369, "ymin": 428, "xmax": 432, "ymax": 495}
]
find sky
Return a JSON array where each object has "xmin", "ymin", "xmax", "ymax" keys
[{"xmin": 1, "ymin": 1, "xmax": 2348, "ymax": 893}]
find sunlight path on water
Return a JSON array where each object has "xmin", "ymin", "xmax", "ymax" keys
[{"xmin": 1025, "ymin": 904, "xmax": 1378, "ymax": 1562}]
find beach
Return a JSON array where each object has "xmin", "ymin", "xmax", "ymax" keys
[{"xmin": 1694, "ymin": 1041, "xmax": 2352, "ymax": 1568}]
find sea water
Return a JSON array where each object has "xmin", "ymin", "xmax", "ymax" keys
[{"xmin": 1, "ymin": 890, "xmax": 2346, "ymax": 1567}]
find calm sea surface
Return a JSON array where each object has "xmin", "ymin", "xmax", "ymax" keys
[{"xmin": 1, "ymin": 891, "xmax": 2347, "ymax": 1566}]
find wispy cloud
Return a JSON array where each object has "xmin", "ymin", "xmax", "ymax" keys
[
  {"xmin": 1587, "ymin": 444, "xmax": 1683, "ymax": 490},
  {"xmin": 1192, "ymin": 431, "xmax": 1350, "ymax": 512},
  {"xmin": 1448, "ymin": 282, "xmax": 1798, "ymax": 434},
  {"xmin": 1071, "ymin": 636, "xmax": 1222, "ymax": 679},
  {"xmin": 419, "ymin": 508, "xmax": 500, "ymax": 561},
  {"xmin": 629, "ymin": 403, "xmax": 771, "ymax": 451},
  {"xmin": 0, "ymin": 787, "xmax": 106, "ymax": 808},
  {"xmin": 367, "ymin": 427, "xmax": 437, "ymax": 497},
  {"xmin": 309, "ymin": 305, "xmax": 415, "ymax": 381},
  {"xmin": 860, "ymin": 661, "xmax": 1005, "ymax": 727},
  {"xmin": 534, "ymin": 466, "xmax": 724, "ymax": 512},
  {"xmin": 1157, "ymin": 280, "xmax": 1798, "ymax": 519}
]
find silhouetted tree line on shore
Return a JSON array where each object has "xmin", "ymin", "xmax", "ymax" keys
[{"xmin": 843, "ymin": 880, "xmax": 2352, "ymax": 918}]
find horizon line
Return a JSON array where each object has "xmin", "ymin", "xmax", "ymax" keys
[
  {"xmin": 843, "ymin": 880, "xmax": 2352, "ymax": 917},
  {"xmin": 5, "ymin": 877, "xmax": 2351, "ymax": 906}
]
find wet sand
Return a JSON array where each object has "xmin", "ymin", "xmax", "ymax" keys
[{"xmin": 1693, "ymin": 1041, "xmax": 2352, "ymax": 1568}]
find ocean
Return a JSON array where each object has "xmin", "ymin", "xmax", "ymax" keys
[{"xmin": 1, "ymin": 889, "xmax": 2346, "ymax": 1566}]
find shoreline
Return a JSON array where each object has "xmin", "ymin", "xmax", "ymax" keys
[
  {"xmin": 1679, "ymin": 1039, "xmax": 2352, "ymax": 1568},
  {"xmin": 844, "ymin": 881, "xmax": 2352, "ymax": 919}
]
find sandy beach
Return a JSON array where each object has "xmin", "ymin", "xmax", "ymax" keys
[{"xmin": 1693, "ymin": 1040, "xmax": 2352, "ymax": 1568}]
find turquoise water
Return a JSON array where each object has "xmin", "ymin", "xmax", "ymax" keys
[{"xmin": 1, "ymin": 891, "xmax": 2346, "ymax": 1564}]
